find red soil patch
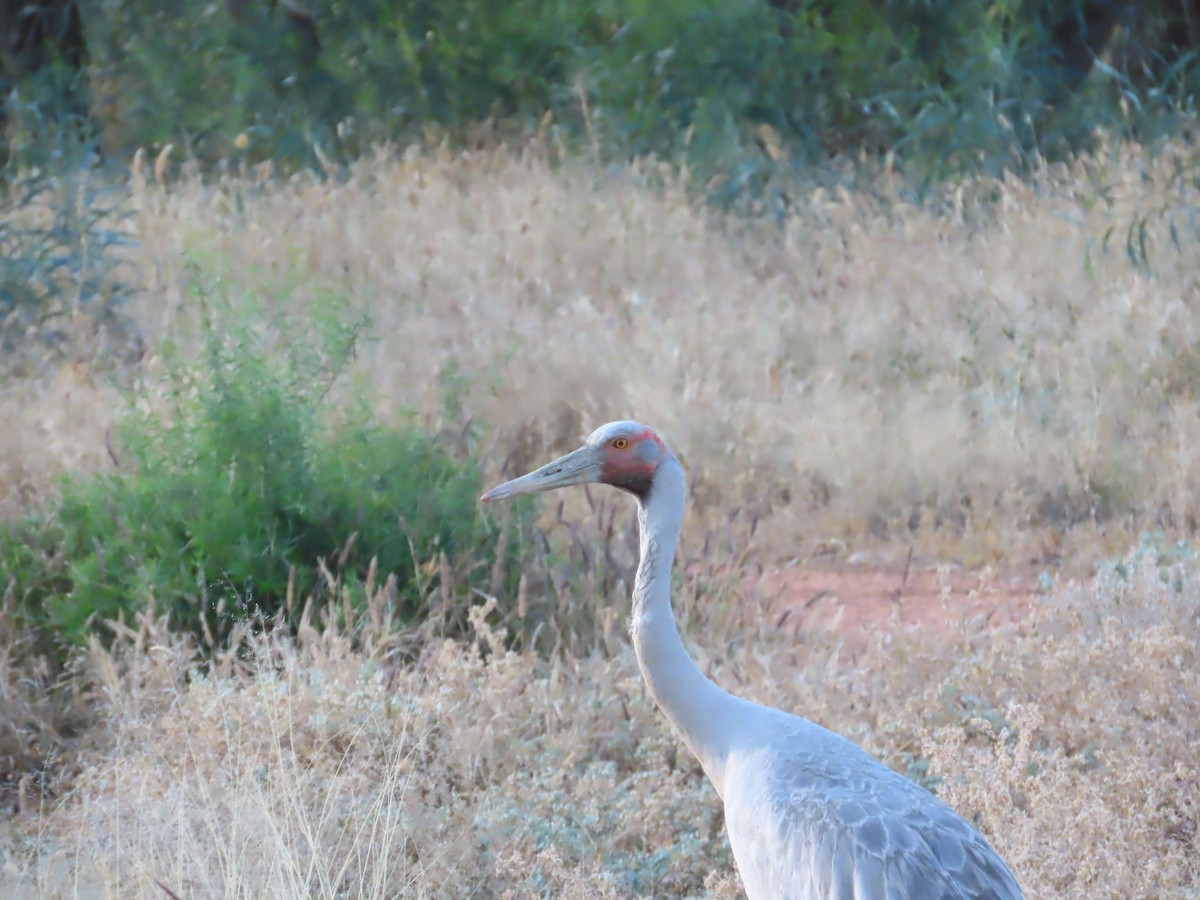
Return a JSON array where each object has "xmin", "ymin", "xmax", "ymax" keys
[{"xmin": 756, "ymin": 552, "xmax": 1041, "ymax": 642}]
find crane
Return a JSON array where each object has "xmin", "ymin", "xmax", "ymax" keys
[{"xmin": 481, "ymin": 421, "xmax": 1024, "ymax": 899}]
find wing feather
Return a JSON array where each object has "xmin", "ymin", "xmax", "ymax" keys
[{"xmin": 724, "ymin": 722, "xmax": 1023, "ymax": 900}]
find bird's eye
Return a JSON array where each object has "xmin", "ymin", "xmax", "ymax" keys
[{"xmin": 613, "ymin": 437, "xmax": 629, "ymax": 450}]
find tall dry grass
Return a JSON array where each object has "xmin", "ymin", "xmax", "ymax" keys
[
  {"xmin": 8, "ymin": 141, "xmax": 1200, "ymax": 557},
  {"xmin": 2, "ymin": 142, "xmax": 1200, "ymax": 897}
]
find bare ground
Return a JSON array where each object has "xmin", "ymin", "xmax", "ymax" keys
[{"xmin": 764, "ymin": 554, "xmax": 1039, "ymax": 644}]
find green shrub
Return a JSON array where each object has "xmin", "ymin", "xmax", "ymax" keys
[
  {"xmin": 0, "ymin": 281, "xmax": 528, "ymax": 649},
  {"xmin": 0, "ymin": 168, "xmax": 134, "ymax": 360},
  {"xmin": 0, "ymin": 6, "xmax": 136, "ymax": 358},
  {"xmin": 76, "ymin": 0, "xmax": 1200, "ymax": 183},
  {"xmin": 82, "ymin": 0, "xmax": 593, "ymax": 167}
]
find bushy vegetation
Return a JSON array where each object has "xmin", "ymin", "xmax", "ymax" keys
[
  {"xmin": 0, "ymin": 166, "xmax": 134, "ymax": 360},
  {"xmin": 3, "ymin": 0, "xmax": 1181, "ymax": 181},
  {"xmin": 0, "ymin": 278, "xmax": 528, "ymax": 651}
]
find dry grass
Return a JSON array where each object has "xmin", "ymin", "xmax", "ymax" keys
[
  {"xmin": 1, "ymin": 548, "xmax": 1197, "ymax": 897},
  {"xmin": 0, "ymin": 366, "xmax": 123, "ymax": 519},
  {"xmin": 9, "ymin": 141, "xmax": 1200, "ymax": 557},
  {"xmin": 1, "ymin": 141, "xmax": 1200, "ymax": 896}
]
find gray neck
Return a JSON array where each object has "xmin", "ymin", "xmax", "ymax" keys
[{"xmin": 630, "ymin": 452, "xmax": 752, "ymax": 796}]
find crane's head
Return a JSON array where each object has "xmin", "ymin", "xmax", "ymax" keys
[{"xmin": 481, "ymin": 420, "xmax": 668, "ymax": 503}]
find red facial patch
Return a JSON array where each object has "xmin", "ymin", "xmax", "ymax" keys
[{"xmin": 599, "ymin": 428, "xmax": 664, "ymax": 499}]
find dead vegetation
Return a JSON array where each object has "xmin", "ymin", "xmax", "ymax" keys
[
  {"xmin": 1, "ymin": 142, "xmax": 1199, "ymax": 896},
  {"xmin": 11, "ymin": 142, "xmax": 1200, "ymax": 559},
  {"xmin": 2, "ymin": 545, "xmax": 1196, "ymax": 897}
]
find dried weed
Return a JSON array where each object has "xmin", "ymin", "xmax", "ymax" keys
[{"xmin": 2, "ymin": 144, "xmax": 1199, "ymax": 897}]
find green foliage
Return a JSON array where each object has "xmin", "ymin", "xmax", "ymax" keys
[
  {"xmin": 82, "ymin": 0, "xmax": 592, "ymax": 166},
  {"xmin": 0, "ymin": 168, "xmax": 134, "ymax": 357},
  {"xmin": 0, "ymin": 279, "xmax": 528, "ymax": 649},
  {"xmin": 1, "ymin": 59, "xmax": 133, "ymax": 359},
  {"xmin": 0, "ymin": 8, "xmax": 135, "ymax": 358},
  {"xmin": 73, "ymin": 1, "xmax": 1200, "ymax": 185}
]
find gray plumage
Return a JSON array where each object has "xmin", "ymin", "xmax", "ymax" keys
[{"xmin": 724, "ymin": 712, "xmax": 1023, "ymax": 899}]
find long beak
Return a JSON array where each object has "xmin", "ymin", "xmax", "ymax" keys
[{"xmin": 480, "ymin": 445, "xmax": 600, "ymax": 502}]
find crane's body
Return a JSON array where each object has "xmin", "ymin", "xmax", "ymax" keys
[
  {"xmin": 722, "ymin": 722, "xmax": 1022, "ymax": 898},
  {"xmin": 482, "ymin": 421, "xmax": 1023, "ymax": 900}
]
